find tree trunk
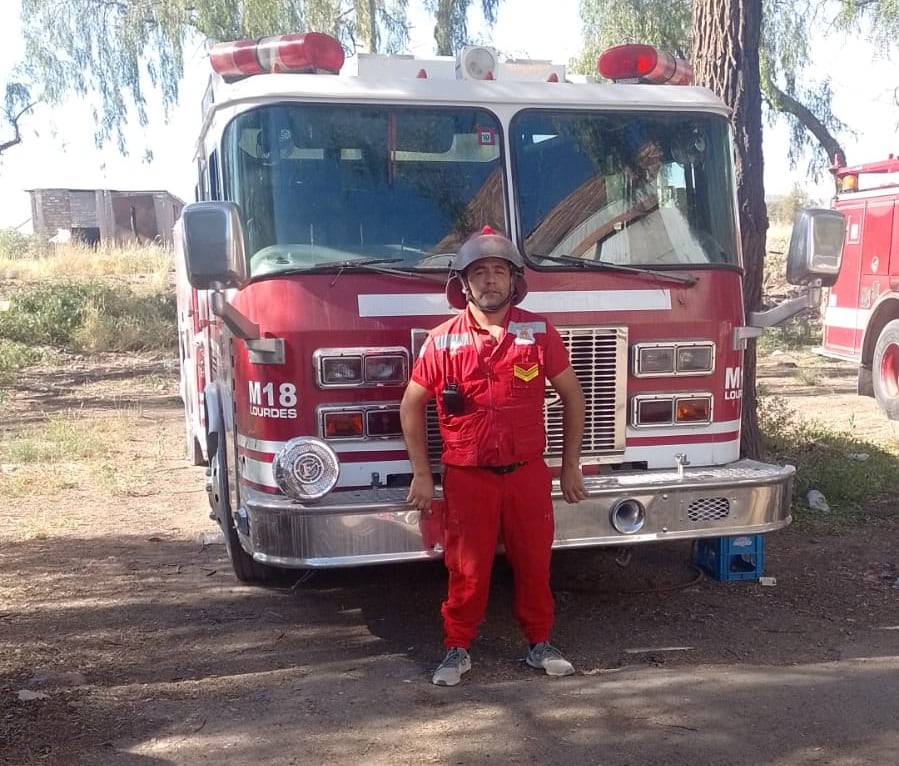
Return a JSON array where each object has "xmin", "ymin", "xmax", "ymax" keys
[
  {"xmin": 692, "ymin": 0, "xmax": 766, "ymax": 460},
  {"xmin": 434, "ymin": 0, "xmax": 456, "ymax": 56}
]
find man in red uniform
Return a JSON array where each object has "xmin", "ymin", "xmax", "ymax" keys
[{"xmin": 400, "ymin": 226, "xmax": 587, "ymax": 687}]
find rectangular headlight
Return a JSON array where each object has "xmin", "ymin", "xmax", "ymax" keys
[
  {"xmin": 634, "ymin": 341, "xmax": 715, "ymax": 377},
  {"xmin": 364, "ymin": 354, "xmax": 408, "ymax": 386},
  {"xmin": 315, "ymin": 347, "xmax": 410, "ymax": 388},
  {"xmin": 636, "ymin": 345, "xmax": 675, "ymax": 375},
  {"xmin": 320, "ymin": 356, "xmax": 363, "ymax": 385},
  {"xmin": 676, "ymin": 344, "xmax": 714, "ymax": 373}
]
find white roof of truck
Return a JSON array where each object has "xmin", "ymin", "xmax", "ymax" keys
[{"xmin": 196, "ymin": 55, "xmax": 730, "ymax": 156}]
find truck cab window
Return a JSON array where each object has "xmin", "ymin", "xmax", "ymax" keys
[
  {"xmin": 511, "ymin": 112, "xmax": 739, "ymax": 268},
  {"xmin": 221, "ymin": 104, "xmax": 506, "ymax": 276}
]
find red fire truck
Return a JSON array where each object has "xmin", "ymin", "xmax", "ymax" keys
[
  {"xmin": 820, "ymin": 154, "xmax": 899, "ymax": 418},
  {"xmin": 175, "ymin": 33, "xmax": 845, "ymax": 582}
]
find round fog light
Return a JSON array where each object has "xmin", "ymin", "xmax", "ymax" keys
[
  {"xmin": 610, "ymin": 499, "xmax": 646, "ymax": 534},
  {"xmin": 274, "ymin": 437, "xmax": 339, "ymax": 501}
]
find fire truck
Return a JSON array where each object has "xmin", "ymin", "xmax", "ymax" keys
[
  {"xmin": 175, "ymin": 33, "xmax": 845, "ymax": 582},
  {"xmin": 820, "ymin": 154, "xmax": 899, "ymax": 419}
]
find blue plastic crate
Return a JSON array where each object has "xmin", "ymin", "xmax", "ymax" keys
[{"xmin": 696, "ymin": 535, "xmax": 765, "ymax": 581}]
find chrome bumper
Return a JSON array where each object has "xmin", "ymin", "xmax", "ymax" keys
[{"xmin": 236, "ymin": 459, "xmax": 794, "ymax": 569}]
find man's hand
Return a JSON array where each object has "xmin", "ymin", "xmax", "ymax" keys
[
  {"xmin": 560, "ymin": 464, "xmax": 587, "ymax": 504},
  {"xmin": 401, "ymin": 379, "xmax": 436, "ymax": 512},
  {"xmin": 407, "ymin": 473, "xmax": 435, "ymax": 512},
  {"xmin": 550, "ymin": 366, "xmax": 587, "ymax": 504}
]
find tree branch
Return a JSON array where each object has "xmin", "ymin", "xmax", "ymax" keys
[
  {"xmin": 0, "ymin": 98, "xmax": 39, "ymax": 156},
  {"xmin": 765, "ymin": 81, "xmax": 845, "ymax": 187}
]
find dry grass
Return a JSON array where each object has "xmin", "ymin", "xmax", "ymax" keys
[
  {"xmin": 0, "ymin": 241, "xmax": 173, "ymax": 294},
  {"xmin": 0, "ymin": 406, "xmax": 172, "ymax": 541},
  {"xmin": 764, "ymin": 222, "xmax": 793, "ymax": 297}
]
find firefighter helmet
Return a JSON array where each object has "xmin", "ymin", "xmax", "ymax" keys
[{"xmin": 446, "ymin": 226, "xmax": 529, "ymax": 310}]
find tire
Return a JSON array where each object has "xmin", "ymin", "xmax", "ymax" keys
[
  {"xmin": 872, "ymin": 319, "xmax": 899, "ymax": 421},
  {"xmin": 211, "ymin": 434, "xmax": 278, "ymax": 584}
]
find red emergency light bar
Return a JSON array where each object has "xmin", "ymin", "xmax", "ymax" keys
[
  {"xmin": 831, "ymin": 153, "xmax": 899, "ymax": 178},
  {"xmin": 209, "ymin": 32, "xmax": 345, "ymax": 80},
  {"xmin": 598, "ymin": 44, "xmax": 692, "ymax": 85},
  {"xmin": 830, "ymin": 153, "xmax": 899, "ymax": 193}
]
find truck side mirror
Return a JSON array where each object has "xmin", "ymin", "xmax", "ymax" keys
[
  {"xmin": 785, "ymin": 208, "xmax": 846, "ymax": 288},
  {"xmin": 180, "ymin": 201, "xmax": 250, "ymax": 290}
]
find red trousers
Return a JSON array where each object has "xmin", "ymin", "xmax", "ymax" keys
[{"xmin": 441, "ymin": 460, "xmax": 555, "ymax": 649}]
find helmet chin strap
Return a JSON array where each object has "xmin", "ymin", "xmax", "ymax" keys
[{"xmin": 462, "ymin": 277, "xmax": 515, "ymax": 313}]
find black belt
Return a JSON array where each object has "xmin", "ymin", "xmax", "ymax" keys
[{"xmin": 479, "ymin": 462, "xmax": 527, "ymax": 475}]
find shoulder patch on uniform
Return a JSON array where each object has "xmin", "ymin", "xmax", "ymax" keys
[
  {"xmin": 513, "ymin": 363, "xmax": 540, "ymax": 382},
  {"xmin": 508, "ymin": 321, "xmax": 545, "ymax": 345}
]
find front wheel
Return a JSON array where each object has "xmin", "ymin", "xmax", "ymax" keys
[
  {"xmin": 211, "ymin": 434, "xmax": 279, "ymax": 584},
  {"xmin": 872, "ymin": 319, "xmax": 899, "ymax": 420}
]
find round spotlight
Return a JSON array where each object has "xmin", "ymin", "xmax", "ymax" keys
[
  {"xmin": 273, "ymin": 437, "xmax": 339, "ymax": 501},
  {"xmin": 456, "ymin": 46, "xmax": 497, "ymax": 80},
  {"xmin": 610, "ymin": 499, "xmax": 646, "ymax": 534}
]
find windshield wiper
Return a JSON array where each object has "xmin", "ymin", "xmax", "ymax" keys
[
  {"xmin": 534, "ymin": 253, "xmax": 699, "ymax": 286},
  {"xmin": 282, "ymin": 256, "xmax": 447, "ymax": 284},
  {"xmin": 300, "ymin": 257, "xmax": 404, "ymax": 272}
]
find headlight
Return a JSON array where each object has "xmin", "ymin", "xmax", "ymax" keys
[
  {"xmin": 636, "ymin": 345, "xmax": 675, "ymax": 374},
  {"xmin": 321, "ymin": 356, "xmax": 363, "ymax": 385},
  {"xmin": 315, "ymin": 347, "xmax": 409, "ymax": 388},
  {"xmin": 676, "ymin": 344, "xmax": 714, "ymax": 373},
  {"xmin": 273, "ymin": 437, "xmax": 339, "ymax": 501},
  {"xmin": 634, "ymin": 342, "xmax": 714, "ymax": 377},
  {"xmin": 364, "ymin": 354, "xmax": 407, "ymax": 385}
]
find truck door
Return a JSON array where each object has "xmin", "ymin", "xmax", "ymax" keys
[
  {"xmin": 857, "ymin": 198, "xmax": 896, "ymax": 348},
  {"xmin": 888, "ymin": 197, "xmax": 899, "ymax": 287},
  {"xmin": 825, "ymin": 200, "xmax": 865, "ymax": 357}
]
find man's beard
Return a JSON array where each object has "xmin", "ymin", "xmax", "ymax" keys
[{"xmin": 471, "ymin": 288, "xmax": 513, "ymax": 313}]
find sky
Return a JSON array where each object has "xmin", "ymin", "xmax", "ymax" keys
[{"xmin": 0, "ymin": 1, "xmax": 896, "ymax": 232}]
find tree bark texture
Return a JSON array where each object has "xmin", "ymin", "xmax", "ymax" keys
[{"xmin": 691, "ymin": 0, "xmax": 766, "ymax": 459}]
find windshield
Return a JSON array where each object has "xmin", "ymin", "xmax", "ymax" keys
[
  {"xmin": 511, "ymin": 111, "xmax": 739, "ymax": 268},
  {"xmin": 222, "ymin": 104, "xmax": 506, "ymax": 277}
]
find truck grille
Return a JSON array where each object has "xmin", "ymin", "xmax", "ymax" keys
[{"xmin": 426, "ymin": 325, "xmax": 627, "ymax": 465}]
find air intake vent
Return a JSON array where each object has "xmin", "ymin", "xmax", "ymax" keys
[
  {"xmin": 547, "ymin": 326, "xmax": 627, "ymax": 458},
  {"xmin": 687, "ymin": 497, "xmax": 731, "ymax": 522}
]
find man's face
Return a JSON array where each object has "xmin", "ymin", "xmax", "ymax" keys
[{"xmin": 464, "ymin": 257, "xmax": 513, "ymax": 312}]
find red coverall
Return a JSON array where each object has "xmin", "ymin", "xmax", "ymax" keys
[{"xmin": 411, "ymin": 305, "xmax": 571, "ymax": 649}]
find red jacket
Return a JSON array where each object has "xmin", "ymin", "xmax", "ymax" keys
[{"xmin": 411, "ymin": 306, "xmax": 570, "ymax": 466}]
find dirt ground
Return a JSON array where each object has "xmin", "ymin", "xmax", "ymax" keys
[{"xmin": 1, "ymin": 350, "xmax": 897, "ymax": 766}]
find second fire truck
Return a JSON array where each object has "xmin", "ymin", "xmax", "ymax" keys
[
  {"xmin": 175, "ymin": 33, "xmax": 845, "ymax": 581},
  {"xmin": 820, "ymin": 153, "xmax": 899, "ymax": 419}
]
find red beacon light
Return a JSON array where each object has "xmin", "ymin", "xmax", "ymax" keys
[
  {"xmin": 598, "ymin": 44, "xmax": 692, "ymax": 85},
  {"xmin": 209, "ymin": 32, "xmax": 345, "ymax": 80}
]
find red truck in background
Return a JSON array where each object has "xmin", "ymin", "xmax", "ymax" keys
[
  {"xmin": 175, "ymin": 34, "xmax": 846, "ymax": 582},
  {"xmin": 820, "ymin": 154, "xmax": 899, "ymax": 419}
]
